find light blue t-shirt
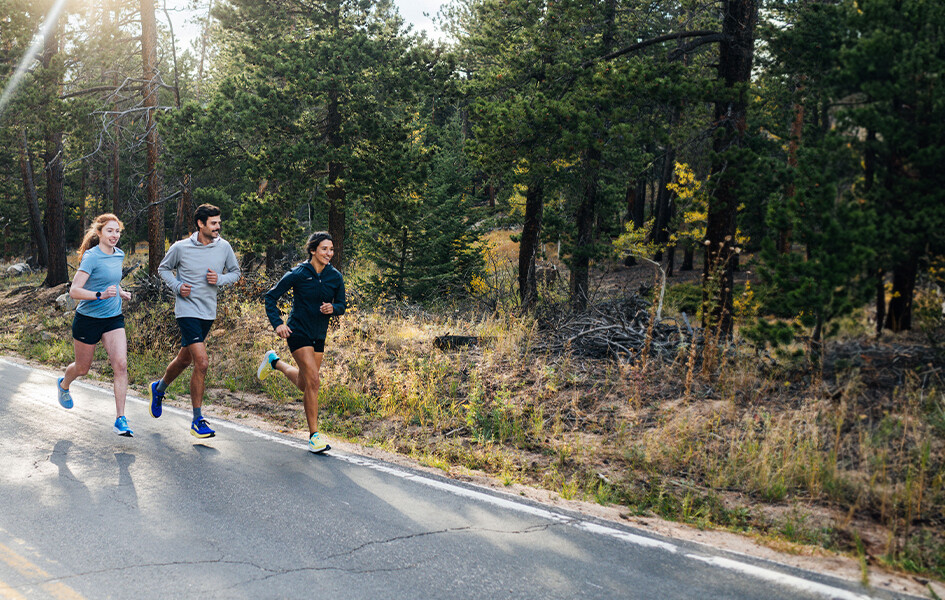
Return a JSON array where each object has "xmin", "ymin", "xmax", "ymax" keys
[{"xmin": 76, "ymin": 246, "xmax": 124, "ymax": 318}]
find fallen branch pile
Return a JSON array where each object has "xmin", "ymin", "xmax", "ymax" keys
[{"xmin": 536, "ymin": 295, "xmax": 692, "ymax": 362}]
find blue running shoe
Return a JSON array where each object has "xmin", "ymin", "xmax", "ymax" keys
[
  {"xmin": 114, "ymin": 416, "xmax": 133, "ymax": 437},
  {"xmin": 308, "ymin": 432, "xmax": 330, "ymax": 454},
  {"xmin": 191, "ymin": 418, "xmax": 215, "ymax": 438},
  {"xmin": 257, "ymin": 350, "xmax": 279, "ymax": 381},
  {"xmin": 57, "ymin": 377, "xmax": 73, "ymax": 409},
  {"xmin": 149, "ymin": 380, "xmax": 164, "ymax": 418}
]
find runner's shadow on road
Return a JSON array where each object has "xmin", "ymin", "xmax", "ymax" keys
[
  {"xmin": 49, "ymin": 440, "xmax": 93, "ymax": 502},
  {"xmin": 113, "ymin": 451, "xmax": 139, "ymax": 508},
  {"xmin": 115, "ymin": 452, "xmax": 135, "ymax": 487},
  {"xmin": 193, "ymin": 444, "xmax": 219, "ymax": 458}
]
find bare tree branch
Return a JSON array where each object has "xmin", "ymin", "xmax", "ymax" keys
[{"xmin": 581, "ymin": 30, "xmax": 719, "ymax": 68}]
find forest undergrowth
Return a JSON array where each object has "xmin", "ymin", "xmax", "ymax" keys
[{"xmin": 2, "ymin": 255, "xmax": 943, "ymax": 584}]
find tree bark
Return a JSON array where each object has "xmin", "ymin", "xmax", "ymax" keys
[
  {"xmin": 653, "ymin": 150, "xmax": 676, "ymax": 261},
  {"xmin": 142, "ymin": 0, "xmax": 164, "ymax": 275},
  {"xmin": 570, "ymin": 147, "xmax": 599, "ymax": 312},
  {"xmin": 18, "ymin": 129, "xmax": 48, "ymax": 267},
  {"xmin": 325, "ymin": 2, "xmax": 346, "ymax": 268},
  {"xmin": 569, "ymin": 0, "xmax": 615, "ymax": 312},
  {"xmin": 874, "ymin": 269, "xmax": 886, "ymax": 337},
  {"xmin": 703, "ymin": 0, "xmax": 758, "ymax": 335},
  {"xmin": 111, "ymin": 2, "xmax": 122, "ymax": 217},
  {"xmin": 112, "ymin": 111, "xmax": 121, "ymax": 216},
  {"xmin": 682, "ymin": 245, "xmax": 694, "ymax": 271},
  {"xmin": 519, "ymin": 181, "xmax": 543, "ymax": 309},
  {"xmin": 42, "ymin": 19, "xmax": 68, "ymax": 287},
  {"xmin": 174, "ymin": 175, "xmax": 194, "ymax": 240},
  {"xmin": 80, "ymin": 164, "xmax": 88, "ymax": 240},
  {"xmin": 885, "ymin": 255, "xmax": 917, "ymax": 332},
  {"xmin": 163, "ymin": 0, "xmax": 193, "ymax": 243}
]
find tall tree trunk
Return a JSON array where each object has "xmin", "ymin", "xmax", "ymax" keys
[
  {"xmin": 631, "ymin": 177, "xmax": 646, "ymax": 228},
  {"xmin": 397, "ymin": 226, "xmax": 408, "ymax": 299},
  {"xmin": 864, "ymin": 129, "xmax": 883, "ymax": 336},
  {"xmin": 569, "ymin": 0, "xmax": 614, "ymax": 312},
  {"xmin": 885, "ymin": 255, "xmax": 918, "ymax": 332},
  {"xmin": 112, "ymin": 114, "xmax": 121, "ymax": 216},
  {"xmin": 175, "ymin": 175, "xmax": 194, "ymax": 240},
  {"xmin": 196, "ymin": 0, "xmax": 214, "ymax": 103},
  {"xmin": 111, "ymin": 2, "xmax": 122, "ymax": 217},
  {"xmin": 18, "ymin": 129, "xmax": 48, "ymax": 267},
  {"xmin": 43, "ymin": 131, "xmax": 67, "ymax": 285},
  {"xmin": 519, "ymin": 181, "xmax": 544, "ymax": 309},
  {"xmin": 162, "ymin": 0, "xmax": 194, "ymax": 242},
  {"xmin": 325, "ymin": 2, "xmax": 346, "ymax": 268},
  {"xmin": 703, "ymin": 0, "xmax": 758, "ymax": 335},
  {"xmin": 142, "ymin": 0, "xmax": 164, "ymax": 275},
  {"xmin": 80, "ymin": 164, "xmax": 88, "ymax": 240},
  {"xmin": 682, "ymin": 245, "xmax": 694, "ymax": 271},
  {"xmin": 653, "ymin": 149, "xmax": 676, "ymax": 261},
  {"xmin": 571, "ymin": 147, "xmax": 599, "ymax": 312},
  {"xmin": 42, "ymin": 20, "xmax": 68, "ymax": 287},
  {"xmin": 874, "ymin": 269, "xmax": 886, "ymax": 337}
]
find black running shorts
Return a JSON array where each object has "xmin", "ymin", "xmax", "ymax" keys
[
  {"xmin": 287, "ymin": 334, "xmax": 326, "ymax": 354},
  {"xmin": 72, "ymin": 313, "xmax": 125, "ymax": 345},
  {"xmin": 177, "ymin": 317, "xmax": 214, "ymax": 347}
]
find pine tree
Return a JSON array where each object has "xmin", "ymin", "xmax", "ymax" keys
[{"xmin": 361, "ymin": 112, "xmax": 483, "ymax": 302}]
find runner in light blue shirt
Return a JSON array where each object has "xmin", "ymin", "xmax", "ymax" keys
[{"xmin": 56, "ymin": 213, "xmax": 134, "ymax": 437}]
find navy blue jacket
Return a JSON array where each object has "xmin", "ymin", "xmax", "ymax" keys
[{"xmin": 264, "ymin": 262, "xmax": 346, "ymax": 340}]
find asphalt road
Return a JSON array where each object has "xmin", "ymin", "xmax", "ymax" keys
[{"xmin": 0, "ymin": 358, "xmax": 908, "ymax": 599}]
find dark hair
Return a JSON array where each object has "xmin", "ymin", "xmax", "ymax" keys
[
  {"xmin": 194, "ymin": 203, "xmax": 221, "ymax": 228},
  {"xmin": 305, "ymin": 231, "xmax": 333, "ymax": 257}
]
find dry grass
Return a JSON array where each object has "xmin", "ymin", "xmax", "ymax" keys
[{"xmin": 1, "ymin": 255, "xmax": 944, "ymax": 582}]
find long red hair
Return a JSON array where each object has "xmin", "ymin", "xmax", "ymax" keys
[{"xmin": 77, "ymin": 213, "xmax": 123, "ymax": 256}]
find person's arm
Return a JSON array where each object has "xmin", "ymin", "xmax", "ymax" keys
[
  {"xmin": 216, "ymin": 243, "xmax": 242, "ymax": 287},
  {"xmin": 331, "ymin": 275, "xmax": 346, "ymax": 316},
  {"xmin": 157, "ymin": 244, "xmax": 184, "ymax": 294},
  {"xmin": 264, "ymin": 271, "xmax": 296, "ymax": 330},
  {"xmin": 70, "ymin": 270, "xmax": 118, "ymax": 301}
]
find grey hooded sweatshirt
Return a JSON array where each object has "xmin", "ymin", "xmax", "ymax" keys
[{"xmin": 158, "ymin": 232, "xmax": 241, "ymax": 319}]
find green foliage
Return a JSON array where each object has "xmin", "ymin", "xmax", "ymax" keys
[
  {"xmin": 359, "ymin": 113, "xmax": 484, "ymax": 302},
  {"xmin": 663, "ymin": 282, "xmax": 703, "ymax": 318},
  {"xmin": 754, "ymin": 137, "xmax": 875, "ymax": 349}
]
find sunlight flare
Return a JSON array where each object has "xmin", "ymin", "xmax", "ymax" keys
[{"xmin": 0, "ymin": 0, "xmax": 69, "ymax": 120}]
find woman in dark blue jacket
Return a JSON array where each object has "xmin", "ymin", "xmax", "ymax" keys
[{"xmin": 258, "ymin": 232, "xmax": 346, "ymax": 453}]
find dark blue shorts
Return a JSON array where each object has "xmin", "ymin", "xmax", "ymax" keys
[
  {"xmin": 287, "ymin": 334, "xmax": 325, "ymax": 354},
  {"xmin": 72, "ymin": 313, "xmax": 125, "ymax": 345},
  {"xmin": 177, "ymin": 318, "xmax": 214, "ymax": 347}
]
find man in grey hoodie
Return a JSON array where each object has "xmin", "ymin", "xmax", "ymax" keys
[{"xmin": 150, "ymin": 204, "xmax": 241, "ymax": 438}]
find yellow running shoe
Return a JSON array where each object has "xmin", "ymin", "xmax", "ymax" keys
[
  {"xmin": 257, "ymin": 350, "xmax": 279, "ymax": 381},
  {"xmin": 308, "ymin": 432, "xmax": 330, "ymax": 454}
]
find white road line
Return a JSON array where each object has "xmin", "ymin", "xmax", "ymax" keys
[
  {"xmin": 2, "ymin": 358, "xmax": 883, "ymax": 600},
  {"xmin": 687, "ymin": 555, "xmax": 875, "ymax": 600}
]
